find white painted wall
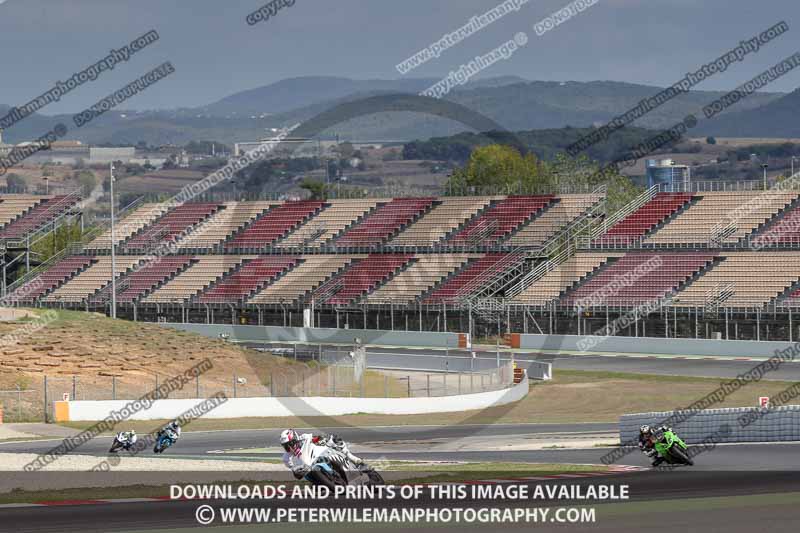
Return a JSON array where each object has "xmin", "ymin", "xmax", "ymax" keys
[{"xmin": 61, "ymin": 376, "xmax": 528, "ymax": 421}]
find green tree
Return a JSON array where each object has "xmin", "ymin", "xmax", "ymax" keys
[
  {"xmin": 447, "ymin": 144, "xmax": 549, "ymax": 194},
  {"xmin": 5, "ymin": 173, "xmax": 27, "ymax": 192},
  {"xmin": 706, "ymin": 136, "xmax": 717, "ymax": 145},
  {"xmin": 300, "ymin": 178, "xmax": 328, "ymax": 200},
  {"xmin": 74, "ymin": 170, "xmax": 97, "ymax": 196}
]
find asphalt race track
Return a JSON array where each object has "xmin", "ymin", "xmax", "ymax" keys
[
  {"xmin": 2, "ymin": 348, "xmax": 799, "ymax": 531},
  {"xmin": 247, "ymin": 343, "xmax": 800, "ymax": 380},
  {"xmin": 0, "ymin": 469, "xmax": 797, "ymax": 532}
]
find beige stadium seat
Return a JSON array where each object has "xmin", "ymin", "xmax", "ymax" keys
[
  {"xmin": 85, "ymin": 203, "xmax": 170, "ymax": 251},
  {"xmin": 389, "ymin": 197, "xmax": 500, "ymax": 246},
  {"xmin": 672, "ymin": 252, "xmax": 800, "ymax": 307},
  {"xmin": 43, "ymin": 256, "xmax": 142, "ymax": 304},
  {"xmin": 248, "ymin": 255, "xmax": 364, "ymax": 304},
  {"xmin": 645, "ymin": 191, "xmax": 799, "ymax": 245},
  {"xmin": 0, "ymin": 195, "xmax": 46, "ymax": 228},
  {"xmin": 276, "ymin": 199, "xmax": 382, "ymax": 248},
  {"xmin": 142, "ymin": 256, "xmax": 249, "ymax": 303},
  {"xmin": 366, "ymin": 254, "xmax": 477, "ymax": 304},
  {"xmin": 177, "ymin": 202, "xmax": 275, "ymax": 249},
  {"xmin": 507, "ymin": 194, "xmax": 603, "ymax": 247},
  {"xmin": 511, "ymin": 253, "xmax": 619, "ymax": 305}
]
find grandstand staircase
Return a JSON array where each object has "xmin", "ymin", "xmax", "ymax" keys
[
  {"xmin": 270, "ymin": 204, "xmax": 328, "ymax": 248},
  {"xmin": 455, "ymin": 249, "xmax": 528, "ymax": 302},
  {"xmin": 2, "ymin": 195, "xmax": 148, "ymax": 299},
  {"xmin": 471, "ymin": 297, "xmax": 505, "ymax": 322},
  {"xmin": 703, "ymin": 281, "xmax": 736, "ymax": 313},
  {"xmin": 502, "ymin": 187, "xmax": 608, "ymax": 301},
  {"xmin": 302, "ymin": 257, "xmax": 364, "ymax": 305},
  {"xmin": 438, "ymin": 198, "xmax": 501, "ymax": 247},
  {"xmin": 582, "ymin": 185, "xmax": 659, "ymax": 248}
]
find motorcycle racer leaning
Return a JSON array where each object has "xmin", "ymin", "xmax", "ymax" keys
[
  {"xmin": 280, "ymin": 429, "xmax": 363, "ymax": 479},
  {"xmin": 117, "ymin": 430, "xmax": 138, "ymax": 450},
  {"xmin": 638, "ymin": 424, "xmax": 672, "ymax": 467},
  {"xmin": 158, "ymin": 420, "xmax": 182, "ymax": 442}
]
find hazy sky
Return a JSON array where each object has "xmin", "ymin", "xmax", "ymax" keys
[{"xmin": 1, "ymin": 0, "xmax": 798, "ymax": 113}]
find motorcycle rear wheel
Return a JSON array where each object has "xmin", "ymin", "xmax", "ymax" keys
[{"xmin": 669, "ymin": 445, "xmax": 694, "ymax": 466}]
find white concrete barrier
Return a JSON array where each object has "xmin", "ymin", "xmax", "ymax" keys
[{"xmin": 56, "ymin": 374, "xmax": 529, "ymax": 421}]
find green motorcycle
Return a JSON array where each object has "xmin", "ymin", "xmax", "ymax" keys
[{"xmin": 653, "ymin": 429, "xmax": 694, "ymax": 466}]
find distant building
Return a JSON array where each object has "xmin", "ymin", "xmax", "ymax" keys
[
  {"xmin": 0, "ymin": 128, "xmax": 12, "ymax": 157},
  {"xmin": 646, "ymin": 159, "xmax": 691, "ymax": 190},
  {"xmin": 89, "ymin": 147, "xmax": 135, "ymax": 164}
]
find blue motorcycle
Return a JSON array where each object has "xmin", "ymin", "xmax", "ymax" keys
[{"xmin": 153, "ymin": 430, "xmax": 178, "ymax": 454}]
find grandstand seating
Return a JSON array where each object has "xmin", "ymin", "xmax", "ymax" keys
[
  {"xmin": 510, "ymin": 253, "xmax": 619, "ymax": 305},
  {"xmin": 225, "ymin": 200, "xmax": 325, "ymax": 250},
  {"xmin": 178, "ymin": 202, "xmax": 275, "ymax": 250},
  {"xmin": 43, "ymin": 256, "xmax": 142, "ymax": 304},
  {"xmin": 506, "ymin": 194, "xmax": 602, "ymax": 248},
  {"xmin": 0, "ymin": 196, "xmax": 45, "ymax": 229},
  {"xmin": 422, "ymin": 253, "xmax": 510, "ymax": 303},
  {"xmin": 672, "ymin": 252, "xmax": 800, "ymax": 308},
  {"xmin": 366, "ymin": 254, "xmax": 476, "ymax": 304},
  {"xmin": 594, "ymin": 192, "xmax": 694, "ymax": 245},
  {"xmin": 334, "ymin": 198, "xmax": 435, "ymax": 247},
  {"xmin": 748, "ymin": 201, "xmax": 800, "ymax": 247},
  {"xmin": 85, "ymin": 203, "xmax": 170, "ymax": 251},
  {"xmin": 123, "ymin": 203, "xmax": 221, "ymax": 250},
  {"xmin": 275, "ymin": 199, "xmax": 381, "ymax": 249},
  {"xmin": 20, "ymin": 191, "xmax": 800, "ymax": 316},
  {"xmin": 317, "ymin": 254, "xmax": 414, "ymax": 305},
  {"xmin": 13, "ymin": 255, "xmax": 96, "ymax": 302},
  {"xmin": 248, "ymin": 255, "xmax": 363, "ymax": 305},
  {"xmin": 115, "ymin": 256, "xmax": 195, "ymax": 303},
  {"xmin": 198, "ymin": 256, "xmax": 300, "ymax": 303},
  {"xmin": 388, "ymin": 197, "xmax": 498, "ymax": 247},
  {"xmin": 0, "ymin": 195, "xmax": 79, "ymax": 240},
  {"xmin": 447, "ymin": 196, "xmax": 555, "ymax": 246},
  {"xmin": 645, "ymin": 192, "xmax": 799, "ymax": 245},
  {"xmin": 142, "ymin": 256, "xmax": 247, "ymax": 303},
  {"xmin": 562, "ymin": 252, "xmax": 718, "ymax": 307}
]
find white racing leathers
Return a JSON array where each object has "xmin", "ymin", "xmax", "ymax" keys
[{"xmin": 283, "ymin": 433, "xmax": 363, "ymax": 479}]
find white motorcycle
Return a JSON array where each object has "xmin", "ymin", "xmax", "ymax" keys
[
  {"xmin": 109, "ymin": 431, "xmax": 138, "ymax": 453},
  {"xmin": 298, "ymin": 436, "xmax": 384, "ymax": 488}
]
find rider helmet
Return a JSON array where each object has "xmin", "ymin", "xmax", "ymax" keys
[
  {"xmin": 280, "ymin": 429, "xmax": 301, "ymax": 453},
  {"xmin": 640, "ymin": 425, "xmax": 652, "ymax": 435}
]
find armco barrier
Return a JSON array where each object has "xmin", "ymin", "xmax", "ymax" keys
[
  {"xmin": 163, "ymin": 323, "xmax": 465, "ymax": 349},
  {"xmin": 620, "ymin": 406, "xmax": 800, "ymax": 444},
  {"xmin": 517, "ymin": 333, "xmax": 792, "ymax": 358},
  {"xmin": 54, "ymin": 374, "xmax": 528, "ymax": 421}
]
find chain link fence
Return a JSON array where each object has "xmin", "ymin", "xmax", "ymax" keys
[{"xmin": 1, "ymin": 359, "xmax": 516, "ymax": 422}]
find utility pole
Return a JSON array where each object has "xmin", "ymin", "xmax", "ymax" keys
[
  {"xmin": 110, "ymin": 162, "xmax": 117, "ymax": 319},
  {"xmin": 761, "ymin": 163, "xmax": 769, "ymax": 190}
]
